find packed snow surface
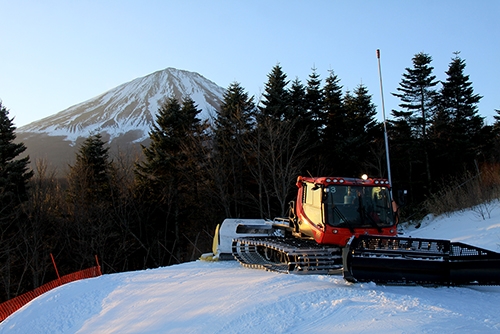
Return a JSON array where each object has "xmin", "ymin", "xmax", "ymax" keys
[{"xmin": 2, "ymin": 203, "xmax": 500, "ymax": 333}]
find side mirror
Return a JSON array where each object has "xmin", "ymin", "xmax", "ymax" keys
[{"xmin": 397, "ymin": 189, "xmax": 407, "ymax": 207}]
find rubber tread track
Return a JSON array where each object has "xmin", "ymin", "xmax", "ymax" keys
[{"xmin": 232, "ymin": 237, "xmax": 342, "ymax": 274}]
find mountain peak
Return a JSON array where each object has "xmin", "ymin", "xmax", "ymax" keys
[{"xmin": 19, "ymin": 68, "xmax": 225, "ymax": 143}]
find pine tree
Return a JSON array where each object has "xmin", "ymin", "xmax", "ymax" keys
[
  {"xmin": 387, "ymin": 114, "xmax": 415, "ymax": 201},
  {"xmin": 492, "ymin": 109, "xmax": 500, "ymax": 162},
  {"xmin": 176, "ymin": 97, "xmax": 212, "ymax": 242},
  {"xmin": 392, "ymin": 53, "xmax": 438, "ymax": 139},
  {"xmin": 493, "ymin": 108, "xmax": 500, "ymax": 142},
  {"xmin": 252, "ymin": 65, "xmax": 310, "ymax": 217},
  {"xmin": 215, "ymin": 82, "xmax": 255, "ymax": 145},
  {"xmin": 0, "ymin": 102, "xmax": 33, "ymax": 300},
  {"xmin": 288, "ymin": 77, "xmax": 316, "ymax": 174},
  {"xmin": 432, "ymin": 53, "xmax": 485, "ymax": 177},
  {"xmin": 342, "ymin": 84, "xmax": 380, "ymax": 177},
  {"xmin": 323, "ymin": 70, "xmax": 344, "ymax": 133},
  {"xmin": 493, "ymin": 108, "xmax": 500, "ymax": 126},
  {"xmin": 392, "ymin": 52, "xmax": 438, "ymax": 187},
  {"xmin": 320, "ymin": 70, "xmax": 345, "ymax": 174},
  {"xmin": 258, "ymin": 64, "xmax": 290, "ymax": 120},
  {"xmin": 0, "ymin": 102, "xmax": 33, "ymax": 221},
  {"xmin": 67, "ymin": 133, "xmax": 113, "ymax": 204},
  {"xmin": 135, "ymin": 97, "xmax": 207, "ymax": 265},
  {"xmin": 288, "ymin": 78, "xmax": 308, "ymax": 122},
  {"xmin": 136, "ymin": 97, "xmax": 203, "ymax": 193},
  {"xmin": 305, "ymin": 68, "xmax": 324, "ymax": 139},
  {"xmin": 66, "ymin": 133, "xmax": 118, "ymax": 269},
  {"xmin": 212, "ymin": 82, "xmax": 255, "ymax": 218}
]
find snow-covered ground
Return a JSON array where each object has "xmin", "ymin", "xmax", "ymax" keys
[{"xmin": 2, "ymin": 203, "xmax": 500, "ymax": 333}]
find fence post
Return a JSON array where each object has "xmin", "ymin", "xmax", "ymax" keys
[
  {"xmin": 95, "ymin": 255, "xmax": 102, "ymax": 276},
  {"xmin": 50, "ymin": 253, "xmax": 61, "ymax": 285}
]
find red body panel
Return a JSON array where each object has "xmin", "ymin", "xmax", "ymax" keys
[{"xmin": 295, "ymin": 176, "xmax": 397, "ymax": 247}]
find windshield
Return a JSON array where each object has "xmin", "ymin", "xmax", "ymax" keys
[{"xmin": 325, "ymin": 185, "xmax": 394, "ymax": 228}]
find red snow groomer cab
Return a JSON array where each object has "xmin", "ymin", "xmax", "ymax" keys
[{"xmin": 291, "ymin": 175, "xmax": 397, "ymax": 247}]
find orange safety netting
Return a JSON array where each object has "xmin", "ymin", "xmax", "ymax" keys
[{"xmin": 0, "ymin": 265, "xmax": 102, "ymax": 322}]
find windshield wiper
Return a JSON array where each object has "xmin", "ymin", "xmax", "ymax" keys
[
  {"xmin": 357, "ymin": 196, "xmax": 383, "ymax": 233},
  {"xmin": 363, "ymin": 211, "xmax": 383, "ymax": 233},
  {"xmin": 333, "ymin": 206, "xmax": 355, "ymax": 234}
]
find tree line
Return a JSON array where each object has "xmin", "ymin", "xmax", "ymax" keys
[{"xmin": 1, "ymin": 52, "xmax": 499, "ymax": 301}]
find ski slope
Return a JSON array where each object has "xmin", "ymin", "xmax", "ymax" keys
[{"xmin": 2, "ymin": 203, "xmax": 500, "ymax": 333}]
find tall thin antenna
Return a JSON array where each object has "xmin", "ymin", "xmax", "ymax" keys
[{"xmin": 376, "ymin": 49, "xmax": 392, "ymax": 187}]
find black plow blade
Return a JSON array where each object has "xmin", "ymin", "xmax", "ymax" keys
[{"xmin": 343, "ymin": 235, "xmax": 500, "ymax": 286}]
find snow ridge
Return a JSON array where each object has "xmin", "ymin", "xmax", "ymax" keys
[{"xmin": 18, "ymin": 68, "xmax": 225, "ymax": 143}]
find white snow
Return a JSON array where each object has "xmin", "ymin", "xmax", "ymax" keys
[
  {"xmin": 2, "ymin": 203, "xmax": 500, "ymax": 333},
  {"xmin": 17, "ymin": 68, "xmax": 225, "ymax": 143}
]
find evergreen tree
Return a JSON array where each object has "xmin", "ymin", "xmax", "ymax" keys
[
  {"xmin": 288, "ymin": 78, "xmax": 308, "ymax": 122},
  {"xmin": 258, "ymin": 64, "xmax": 290, "ymax": 120},
  {"xmin": 135, "ymin": 97, "xmax": 207, "ymax": 265},
  {"xmin": 392, "ymin": 53, "xmax": 438, "ymax": 187},
  {"xmin": 492, "ymin": 109, "xmax": 500, "ymax": 162},
  {"xmin": 305, "ymin": 68, "xmax": 324, "ymax": 139},
  {"xmin": 320, "ymin": 70, "xmax": 345, "ymax": 174},
  {"xmin": 493, "ymin": 108, "xmax": 500, "ymax": 142},
  {"xmin": 0, "ymin": 102, "xmax": 33, "ymax": 221},
  {"xmin": 432, "ymin": 53, "xmax": 485, "ymax": 178},
  {"xmin": 135, "ymin": 97, "xmax": 191, "ymax": 197},
  {"xmin": 493, "ymin": 108, "xmax": 500, "ymax": 126},
  {"xmin": 67, "ymin": 133, "xmax": 114, "ymax": 204},
  {"xmin": 342, "ymin": 84, "xmax": 380, "ymax": 177},
  {"xmin": 387, "ymin": 114, "xmax": 415, "ymax": 201},
  {"xmin": 392, "ymin": 53, "xmax": 438, "ymax": 139},
  {"xmin": 253, "ymin": 65, "xmax": 310, "ymax": 217},
  {"xmin": 176, "ymin": 97, "xmax": 212, "ymax": 242},
  {"xmin": 212, "ymin": 82, "xmax": 255, "ymax": 218},
  {"xmin": 66, "ymin": 133, "xmax": 119, "ymax": 270},
  {"xmin": 288, "ymin": 78, "xmax": 314, "ymax": 174},
  {"xmin": 0, "ymin": 102, "xmax": 33, "ymax": 300}
]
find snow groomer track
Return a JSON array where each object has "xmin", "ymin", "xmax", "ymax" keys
[{"xmin": 232, "ymin": 237, "xmax": 343, "ymax": 275}]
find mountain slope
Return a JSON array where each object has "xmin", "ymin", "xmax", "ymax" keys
[
  {"xmin": 19, "ymin": 67, "xmax": 225, "ymax": 142},
  {"xmin": 1, "ymin": 208, "xmax": 500, "ymax": 333},
  {"xmin": 16, "ymin": 68, "xmax": 225, "ymax": 173}
]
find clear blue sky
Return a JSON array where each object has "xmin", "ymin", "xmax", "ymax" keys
[{"xmin": 1, "ymin": 0, "xmax": 499, "ymax": 128}]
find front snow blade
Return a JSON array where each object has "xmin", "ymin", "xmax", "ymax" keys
[
  {"xmin": 343, "ymin": 235, "xmax": 500, "ymax": 286},
  {"xmin": 449, "ymin": 242, "xmax": 500, "ymax": 285}
]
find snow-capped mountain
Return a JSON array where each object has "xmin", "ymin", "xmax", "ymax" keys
[
  {"xmin": 19, "ymin": 67, "xmax": 225, "ymax": 143},
  {"xmin": 16, "ymin": 68, "xmax": 225, "ymax": 174}
]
